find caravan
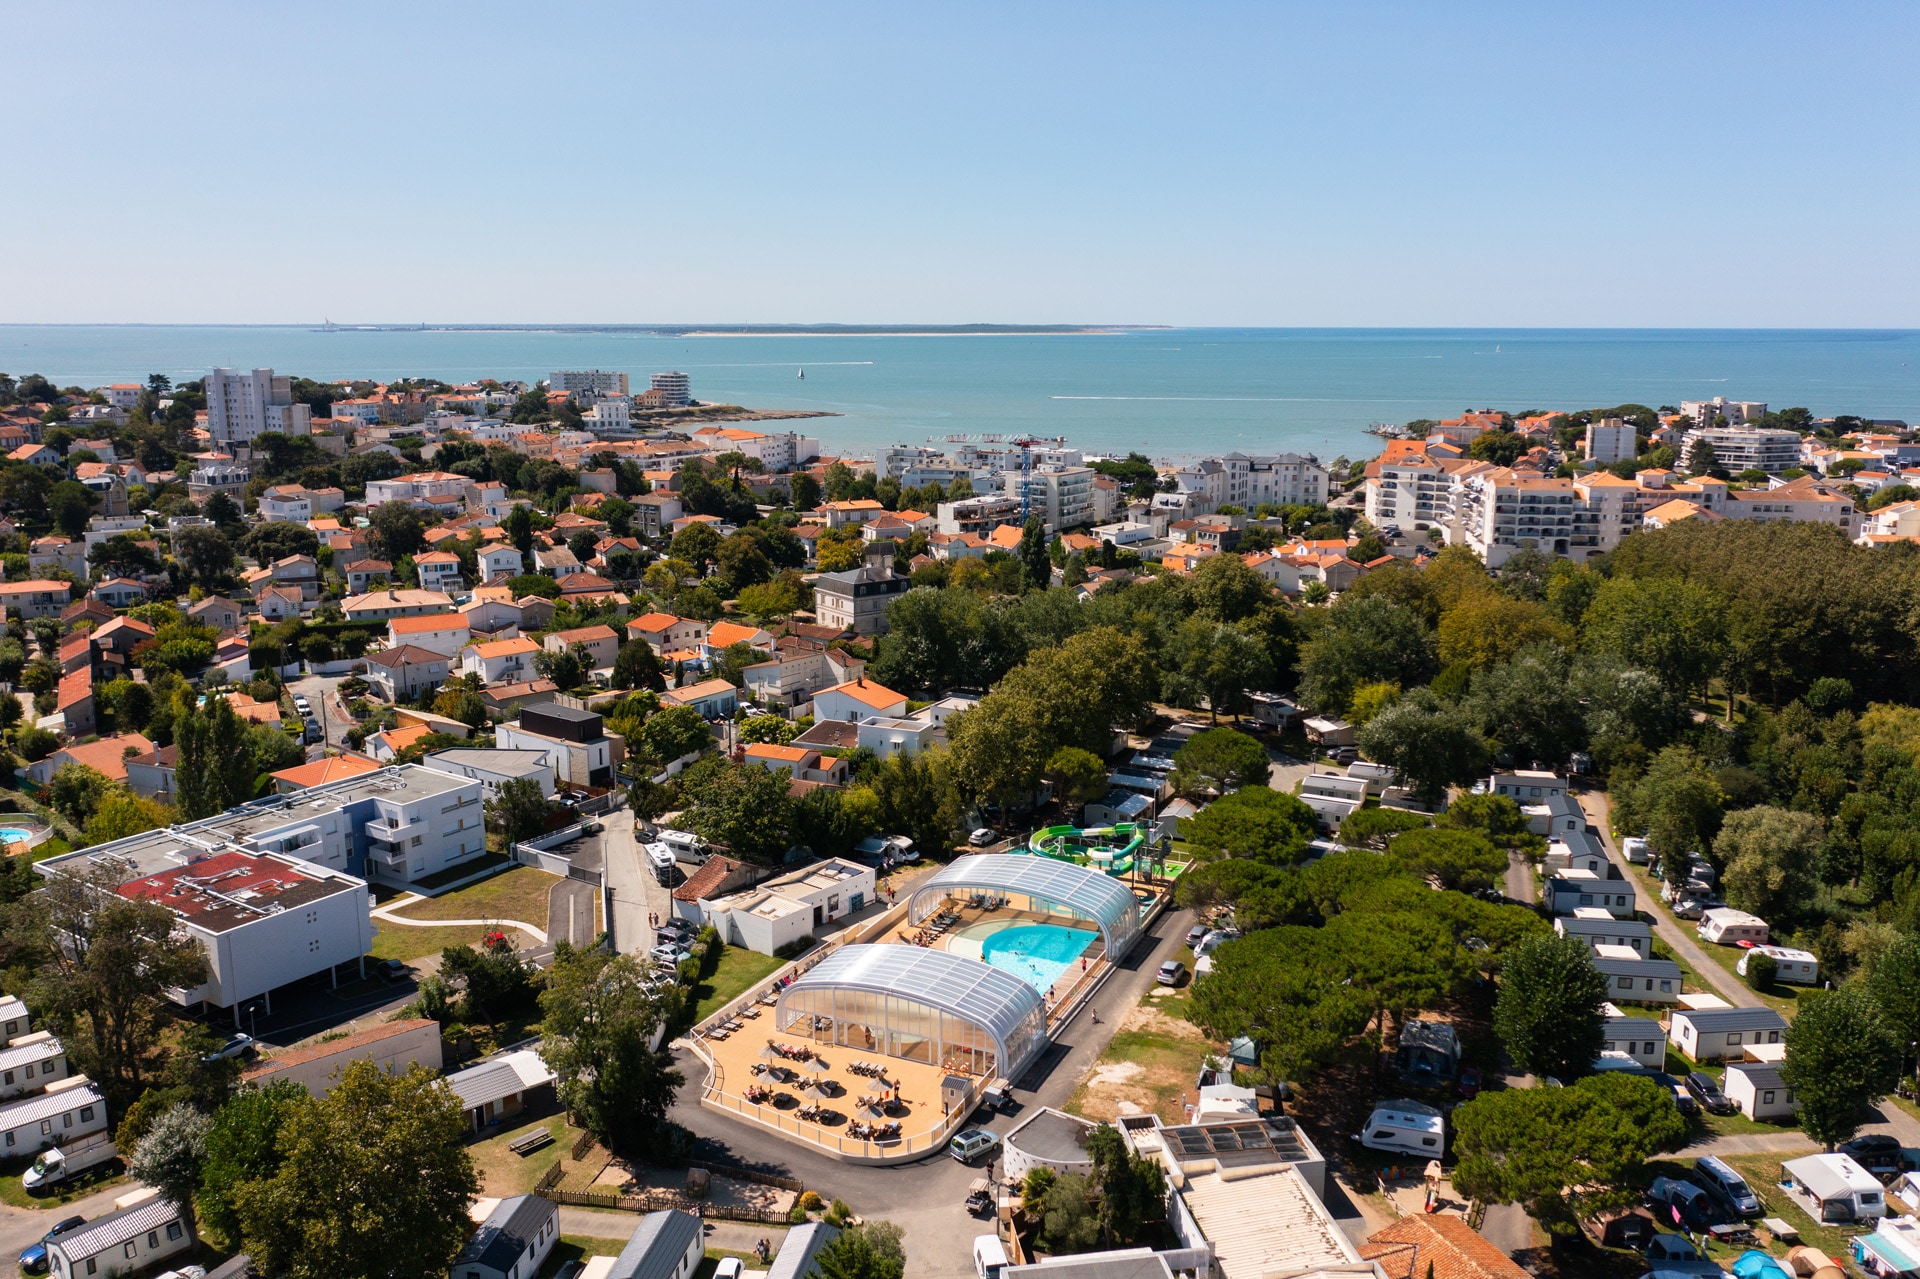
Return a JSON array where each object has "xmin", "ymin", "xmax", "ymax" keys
[{"xmin": 1356, "ymin": 1100, "xmax": 1445, "ymax": 1156}]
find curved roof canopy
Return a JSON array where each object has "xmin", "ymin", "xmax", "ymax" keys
[
  {"xmin": 910, "ymin": 853, "xmax": 1142, "ymax": 957},
  {"xmin": 779, "ymin": 943, "xmax": 1049, "ymax": 1078}
]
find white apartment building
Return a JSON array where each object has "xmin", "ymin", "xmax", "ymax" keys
[
  {"xmin": 649, "ymin": 371, "xmax": 691, "ymax": 406},
  {"xmin": 551, "ymin": 369, "xmax": 629, "ymax": 396},
  {"xmin": 877, "ymin": 445, "xmax": 948, "ymax": 481},
  {"xmin": 187, "ymin": 460, "xmax": 251, "ymax": 503},
  {"xmin": 1219, "ymin": 452, "xmax": 1329, "ymax": 508},
  {"xmin": 205, "ymin": 367, "xmax": 311, "ymax": 445},
  {"xmin": 364, "ymin": 472, "xmax": 469, "ymax": 506},
  {"xmin": 1003, "ymin": 464, "xmax": 1096, "ymax": 530},
  {"xmin": 1681, "ymin": 427, "xmax": 1801, "ymax": 473},
  {"xmin": 1363, "ymin": 441, "xmax": 1456, "ymax": 531},
  {"xmin": 936, "ymin": 495, "xmax": 1021, "ymax": 536},
  {"xmin": 1584, "ymin": 418, "xmax": 1638, "ymax": 464},
  {"xmin": 1681, "ymin": 397, "xmax": 1768, "ymax": 427},
  {"xmin": 691, "ymin": 426, "xmax": 818, "ymax": 472},
  {"xmin": 584, "ymin": 396, "xmax": 631, "ymax": 432}
]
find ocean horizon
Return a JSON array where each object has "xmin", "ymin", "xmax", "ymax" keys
[{"xmin": 4, "ymin": 325, "xmax": 1916, "ymax": 463}]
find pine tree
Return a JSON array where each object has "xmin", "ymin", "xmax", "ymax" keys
[{"xmin": 1017, "ymin": 517, "xmax": 1050, "ymax": 592}]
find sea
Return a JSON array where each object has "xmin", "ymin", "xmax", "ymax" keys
[{"xmin": 5, "ymin": 326, "xmax": 1919, "ymax": 463}]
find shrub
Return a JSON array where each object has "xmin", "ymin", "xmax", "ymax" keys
[
  {"xmin": 800, "ymin": 1190, "xmax": 825, "ymax": 1212},
  {"xmin": 789, "ymin": 1204, "xmax": 809, "ymax": 1224},
  {"xmin": 1745, "ymin": 951, "xmax": 1777, "ymax": 991}
]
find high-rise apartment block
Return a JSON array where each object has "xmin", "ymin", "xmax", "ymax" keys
[
  {"xmin": 1583, "ymin": 418, "xmax": 1639, "ymax": 465},
  {"xmin": 205, "ymin": 368, "xmax": 310, "ymax": 445},
  {"xmin": 649, "ymin": 371, "xmax": 692, "ymax": 407},
  {"xmin": 550, "ymin": 370, "xmax": 629, "ymax": 396}
]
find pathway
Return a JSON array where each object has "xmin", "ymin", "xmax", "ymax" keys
[
  {"xmin": 1572, "ymin": 790, "xmax": 1759, "ymax": 1009},
  {"xmin": 371, "ymin": 893, "xmax": 550, "ymax": 945},
  {"xmin": 1504, "ymin": 849, "xmax": 1533, "ymax": 905},
  {"xmin": 0, "ymin": 1178, "xmax": 147, "ymax": 1264}
]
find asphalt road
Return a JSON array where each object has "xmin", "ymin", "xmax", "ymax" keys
[
  {"xmin": 285, "ymin": 670, "xmax": 353, "ymax": 761},
  {"xmin": 0, "ymin": 1177, "xmax": 145, "ymax": 1273},
  {"xmin": 665, "ymin": 901, "xmax": 1197, "ymax": 1278}
]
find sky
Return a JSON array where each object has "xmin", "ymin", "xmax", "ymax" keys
[{"xmin": 5, "ymin": 2, "xmax": 1917, "ymax": 327}]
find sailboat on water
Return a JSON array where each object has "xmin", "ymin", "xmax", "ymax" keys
[{"xmin": 797, "ymin": 368, "xmax": 805, "ymax": 379}]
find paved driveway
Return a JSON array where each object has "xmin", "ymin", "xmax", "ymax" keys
[{"xmin": 285, "ymin": 670, "xmax": 354, "ymax": 761}]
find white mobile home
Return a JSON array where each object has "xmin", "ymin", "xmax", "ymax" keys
[
  {"xmin": 1523, "ymin": 791, "xmax": 1587, "ymax": 838},
  {"xmin": 1739, "ymin": 945, "xmax": 1819, "ymax": 985},
  {"xmin": 1544, "ymin": 868, "xmax": 1636, "ymax": 919},
  {"xmin": 1592, "ymin": 947, "xmax": 1683, "ymax": 1005},
  {"xmin": 1555, "ymin": 913, "xmax": 1651, "ymax": 955},
  {"xmin": 1723, "ymin": 1062, "xmax": 1799, "ymax": 1122},
  {"xmin": 1489, "ymin": 770, "xmax": 1567, "ymax": 802},
  {"xmin": 0, "ymin": 994, "xmax": 29, "ymax": 1045},
  {"xmin": 46, "ymin": 1194, "xmax": 192, "ymax": 1279},
  {"xmin": 0, "ymin": 1077, "xmax": 105, "ymax": 1155},
  {"xmin": 1670, "ymin": 1005, "xmax": 1787, "ymax": 1063},
  {"xmin": 1356, "ymin": 1100, "xmax": 1444, "ymax": 1157},
  {"xmin": 1347, "ymin": 761, "xmax": 1396, "ymax": 795},
  {"xmin": 1598, "ymin": 1003, "xmax": 1666, "ymax": 1069},
  {"xmin": 1698, "ymin": 908, "xmax": 1770, "ymax": 946},
  {"xmin": 0, "ymin": 1031, "xmax": 67, "ymax": 1099},
  {"xmin": 1781, "ymin": 1153, "xmax": 1886, "ymax": 1223}
]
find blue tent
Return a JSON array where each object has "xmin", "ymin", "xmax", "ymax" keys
[{"xmin": 1731, "ymin": 1250, "xmax": 1792, "ymax": 1279}]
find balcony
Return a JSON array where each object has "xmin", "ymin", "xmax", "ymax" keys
[{"xmin": 365, "ymin": 816, "xmax": 418, "ymax": 843}]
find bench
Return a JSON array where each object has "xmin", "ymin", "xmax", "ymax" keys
[{"xmin": 508, "ymin": 1127, "xmax": 553, "ymax": 1156}]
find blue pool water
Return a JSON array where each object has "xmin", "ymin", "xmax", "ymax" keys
[
  {"xmin": 0, "ymin": 829, "xmax": 31, "ymax": 845},
  {"xmin": 980, "ymin": 924, "xmax": 1099, "ymax": 994}
]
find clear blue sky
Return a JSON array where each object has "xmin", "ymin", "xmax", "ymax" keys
[{"xmin": 7, "ymin": 2, "xmax": 1916, "ymax": 326}]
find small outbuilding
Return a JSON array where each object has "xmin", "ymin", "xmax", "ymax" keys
[
  {"xmin": 1583, "ymin": 1205, "xmax": 1655, "ymax": 1250},
  {"xmin": 444, "ymin": 1050, "xmax": 556, "ymax": 1136},
  {"xmin": 1002, "ymin": 1106, "xmax": 1097, "ymax": 1182}
]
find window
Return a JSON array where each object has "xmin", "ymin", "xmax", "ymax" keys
[
  {"xmin": 87, "ymin": 1262, "xmax": 96, "ymax": 1275},
  {"xmin": 125, "ymin": 1243, "xmax": 138, "ymax": 1259},
  {"xmin": 40, "ymin": 1120, "xmax": 51, "ymax": 1135},
  {"xmin": 1728, "ymin": 1033, "xmax": 1742, "ymax": 1046},
  {"xmin": 166, "ymin": 1223, "xmax": 182, "ymax": 1241},
  {"xmin": 1660, "ymin": 980, "xmax": 1673, "ymax": 992},
  {"xmin": 1645, "ymin": 1042, "xmax": 1657, "ymax": 1054},
  {"xmin": 1763, "ymin": 1091, "xmax": 1776, "ymax": 1105},
  {"xmin": 147, "ymin": 1232, "xmax": 159, "ymax": 1248},
  {"xmin": 79, "ymin": 1107, "xmax": 93, "ymax": 1122}
]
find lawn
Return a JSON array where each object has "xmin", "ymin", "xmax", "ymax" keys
[
  {"xmin": 687, "ymin": 945, "xmax": 788, "ymax": 1027},
  {"xmin": 468, "ymin": 1109, "xmax": 575, "ymax": 1197},
  {"xmin": 540, "ymin": 1235, "xmax": 629, "ymax": 1277},
  {"xmin": 1688, "ymin": 938, "xmax": 1805, "ymax": 1019},
  {"xmin": 413, "ymin": 850, "xmax": 512, "ymax": 891},
  {"xmin": 393, "ymin": 865, "xmax": 557, "ymax": 927},
  {"xmin": 372, "ymin": 920, "xmax": 525, "ymax": 963}
]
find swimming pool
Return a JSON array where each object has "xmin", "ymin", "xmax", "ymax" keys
[
  {"xmin": 979, "ymin": 924, "xmax": 1099, "ymax": 995},
  {"xmin": 0, "ymin": 829, "xmax": 31, "ymax": 846}
]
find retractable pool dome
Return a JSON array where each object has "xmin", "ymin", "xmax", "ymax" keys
[{"xmin": 909, "ymin": 854, "xmax": 1142, "ymax": 959}]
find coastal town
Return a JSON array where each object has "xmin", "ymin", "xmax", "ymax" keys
[{"xmin": 0, "ymin": 362, "xmax": 1919, "ymax": 1279}]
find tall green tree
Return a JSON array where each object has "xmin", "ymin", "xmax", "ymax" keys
[
  {"xmin": 813, "ymin": 1221, "xmax": 907, "ymax": 1279},
  {"xmin": 1716, "ymin": 805, "xmax": 1822, "ymax": 921},
  {"xmin": 1616, "ymin": 746, "xmax": 1725, "ymax": 879},
  {"xmin": 1356, "ymin": 689, "xmax": 1490, "ymax": 805},
  {"xmin": 1183, "ymin": 787, "xmax": 1319, "ymax": 866},
  {"xmin": 485, "ymin": 777, "xmax": 551, "ymax": 845},
  {"xmin": 1170, "ymin": 727, "xmax": 1271, "ymax": 797},
  {"xmin": 1017, "ymin": 517, "xmax": 1051, "ymax": 592},
  {"xmin": 233, "ymin": 1061, "xmax": 479, "ymax": 1279},
  {"xmin": 175, "ymin": 694, "xmax": 260, "ymax": 819},
  {"xmin": 1866, "ymin": 934, "xmax": 1920, "ymax": 1072},
  {"xmin": 197, "ymin": 1080, "xmax": 307, "ymax": 1248},
  {"xmin": 1493, "ymin": 936, "xmax": 1608, "ymax": 1082},
  {"xmin": 1388, "ymin": 827, "xmax": 1507, "ymax": 893},
  {"xmin": 1781, "ymin": 988, "xmax": 1900, "ymax": 1148},
  {"xmin": 538, "ymin": 944, "xmax": 685, "ymax": 1157},
  {"xmin": 1451, "ymin": 1073, "xmax": 1688, "ymax": 1231},
  {"xmin": 129, "ymin": 1103, "xmax": 210, "ymax": 1221}
]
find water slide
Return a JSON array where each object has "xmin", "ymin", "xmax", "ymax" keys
[{"xmin": 1026, "ymin": 823, "xmax": 1147, "ymax": 876}]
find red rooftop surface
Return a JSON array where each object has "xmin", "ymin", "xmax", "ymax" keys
[{"xmin": 116, "ymin": 850, "xmax": 344, "ymax": 934}]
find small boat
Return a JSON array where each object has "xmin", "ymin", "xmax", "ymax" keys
[{"xmin": 797, "ymin": 368, "xmax": 805, "ymax": 379}]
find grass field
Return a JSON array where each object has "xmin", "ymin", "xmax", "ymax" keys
[
  {"xmin": 688, "ymin": 945, "xmax": 788, "ymax": 1026},
  {"xmin": 1717, "ymin": 1150, "xmax": 1849, "ymax": 1262},
  {"xmin": 371, "ymin": 920, "xmax": 528, "ymax": 963},
  {"xmin": 393, "ymin": 865, "xmax": 557, "ymax": 927},
  {"xmin": 0, "ymin": 1159, "xmax": 127, "ymax": 1210},
  {"xmin": 468, "ymin": 1109, "xmax": 574, "ymax": 1197},
  {"xmin": 1689, "ymin": 939, "xmax": 1806, "ymax": 1018}
]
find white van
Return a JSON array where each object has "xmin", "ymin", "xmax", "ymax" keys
[
  {"xmin": 1356, "ymin": 1100, "xmax": 1445, "ymax": 1156},
  {"xmin": 972, "ymin": 1235, "xmax": 1008, "ymax": 1279},
  {"xmin": 656, "ymin": 828, "xmax": 706, "ymax": 861}
]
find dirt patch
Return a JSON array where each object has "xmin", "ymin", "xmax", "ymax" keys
[
  {"xmin": 1088, "ymin": 1061, "xmax": 1145, "ymax": 1088},
  {"xmin": 1121, "ymin": 1004, "xmax": 1207, "ymax": 1040}
]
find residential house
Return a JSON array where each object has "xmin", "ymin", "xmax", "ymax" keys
[
  {"xmin": 414, "ymin": 550, "xmax": 463, "ymax": 594},
  {"xmin": 271, "ymin": 554, "xmax": 321, "ymax": 600},
  {"xmin": 28, "ymin": 536, "xmax": 86, "ymax": 577},
  {"xmin": 1360, "ymin": 1215, "xmax": 1530, "ymax": 1279},
  {"xmin": 1591, "ymin": 945, "xmax": 1683, "ymax": 1005},
  {"xmin": 658, "ymin": 678, "xmax": 740, "ymax": 720},
  {"xmin": 705, "ymin": 620, "xmax": 775, "ymax": 656},
  {"xmin": 258, "ymin": 485, "xmax": 316, "ymax": 522},
  {"xmin": 477, "ymin": 542, "xmax": 523, "ymax": 580},
  {"xmin": 188, "ymin": 595, "xmax": 242, "ymax": 634},
  {"xmin": 341, "ymin": 588, "xmax": 455, "ymax": 622},
  {"xmin": 56, "ymin": 632, "xmax": 91, "ymax": 677},
  {"xmin": 453, "ymin": 1194, "xmax": 559, "ymax": 1279},
  {"xmin": 257, "ymin": 584, "xmax": 302, "ymax": 621},
  {"xmin": 495, "ymin": 704, "xmax": 616, "ymax": 788},
  {"xmin": 545, "ymin": 624, "xmax": 620, "ymax": 670},
  {"xmin": 387, "ymin": 614, "xmax": 471, "ymax": 658},
  {"xmin": 368, "ymin": 724, "xmax": 435, "ymax": 762},
  {"xmin": 9, "ymin": 443, "xmax": 58, "ymax": 469},
  {"xmin": 444, "ymin": 1049, "xmax": 557, "ymax": 1136},
  {"xmin": 1669, "ymin": 1005, "xmax": 1788, "ymax": 1063},
  {"xmin": 342, "ymin": 559, "xmax": 394, "ymax": 593},
  {"xmin": 812, "ymin": 545, "xmax": 907, "ymax": 636},
  {"xmin": 365, "ymin": 645, "xmax": 451, "ymax": 703},
  {"xmin": 534, "ymin": 546, "xmax": 584, "ymax": 578},
  {"xmin": 742, "ymin": 744, "xmax": 850, "ymax": 786},
  {"xmin": 464, "ymin": 637, "xmax": 540, "ymax": 684},
  {"xmin": 628, "ymin": 613, "xmax": 708, "ymax": 655},
  {"xmin": 0, "ymin": 580, "xmax": 72, "ymax": 619},
  {"xmin": 630, "ymin": 493, "xmax": 685, "ymax": 538},
  {"xmin": 741, "ymin": 647, "xmax": 866, "ymax": 712},
  {"xmin": 124, "ymin": 745, "xmax": 179, "ymax": 804},
  {"xmin": 55, "ymin": 668, "xmax": 95, "ymax": 736},
  {"xmin": 479, "ymin": 679, "xmax": 561, "ymax": 717},
  {"xmin": 856, "ymin": 712, "xmax": 946, "ymax": 760},
  {"xmin": 812, "ymin": 678, "xmax": 907, "ymax": 724}
]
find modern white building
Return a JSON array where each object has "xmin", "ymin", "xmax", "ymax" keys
[
  {"xmin": 1681, "ymin": 426, "xmax": 1800, "ymax": 473},
  {"xmin": 1681, "ymin": 397, "xmax": 1768, "ymax": 427},
  {"xmin": 1003, "ymin": 464, "xmax": 1097, "ymax": 530},
  {"xmin": 205, "ymin": 367, "xmax": 311, "ymax": 445},
  {"xmin": 551, "ymin": 369, "xmax": 629, "ymax": 396},
  {"xmin": 701, "ymin": 859, "xmax": 877, "ymax": 955},
  {"xmin": 423, "ymin": 747, "xmax": 557, "ymax": 799},
  {"xmin": 1583, "ymin": 417, "xmax": 1638, "ymax": 465},
  {"xmin": 649, "ymin": 371, "xmax": 691, "ymax": 407},
  {"xmin": 496, "ymin": 703, "xmax": 616, "ymax": 789}
]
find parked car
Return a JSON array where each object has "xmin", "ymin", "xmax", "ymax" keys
[
  {"xmin": 292, "ymin": 695, "xmax": 311, "ymax": 713},
  {"xmin": 376, "ymin": 959, "xmax": 410, "ymax": 983},
  {"xmin": 1646, "ymin": 1177, "xmax": 1716, "ymax": 1228},
  {"xmin": 1185, "ymin": 924, "xmax": 1210, "ymax": 949},
  {"xmin": 1328, "ymin": 746, "xmax": 1359, "ymax": 763},
  {"xmin": 950, "ymin": 1128, "xmax": 1000, "ymax": 1163},
  {"xmin": 1671, "ymin": 898, "xmax": 1705, "ymax": 920},
  {"xmin": 965, "ymin": 1177, "xmax": 994, "ymax": 1217},
  {"xmin": 1841, "ymin": 1133, "xmax": 1904, "ymax": 1175},
  {"xmin": 204, "ymin": 1033, "xmax": 256, "ymax": 1062},
  {"xmin": 1457, "ymin": 1066, "xmax": 1483, "ymax": 1100},
  {"xmin": 1693, "ymin": 1155, "xmax": 1762, "ymax": 1218},
  {"xmin": 1685, "ymin": 1072, "xmax": 1735, "ymax": 1115},
  {"xmin": 714, "ymin": 1260, "xmax": 744, "ymax": 1279},
  {"xmin": 968, "ymin": 828, "xmax": 997, "ymax": 847},
  {"xmin": 304, "ymin": 717, "xmax": 323, "ymax": 744},
  {"xmin": 650, "ymin": 945, "xmax": 692, "ymax": 965},
  {"xmin": 19, "ymin": 1216, "xmax": 86, "ymax": 1275},
  {"xmin": 1156, "ymin": 960, "xmax": 1186, "ymax": 987}
]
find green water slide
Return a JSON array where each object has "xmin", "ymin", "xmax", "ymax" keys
[{"xmin": 1026, "ymin": 823, "xmax": 1148, "ymax": 876}]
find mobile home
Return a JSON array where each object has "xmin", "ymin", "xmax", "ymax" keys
[
  {"xmin": 1781, "ymin": 1153, "xmax": 1886, "ymax": 1224},
  {"xmin": 1670, "ymin": 1005, "xmax": 1787, "ymax": 1063},
  {"xmin": 1356, "ymin": 1100, "xmax": 1445, "ymax": 1156},
  {"xmin": 0, "ymin": 1077, "xmax": 105, "ymax": 1155},
  {"xmin": 1698, "ymin": 908, "xmax": 1770, "ymax": 946},
  {"xmin": 1739, "ymin": 945, "xmax": 1819, "ymax": 985}
]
